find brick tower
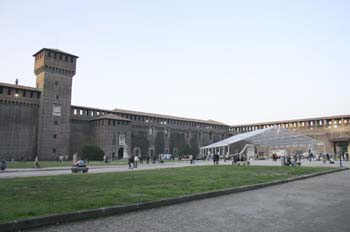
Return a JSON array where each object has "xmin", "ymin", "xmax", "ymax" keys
[{"xmin": 33, "ymin": 48, "xmax": 78, "ymax": 160}]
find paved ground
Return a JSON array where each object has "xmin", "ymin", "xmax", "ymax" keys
[
  {"xmin": 30, "ymin": 170, "xmax": 350, "ymax": 232},
  {"xmin": 1, "ymin": 159, "xmax": 349, "ymax": 179}
]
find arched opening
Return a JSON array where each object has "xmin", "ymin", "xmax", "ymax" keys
[
  {"xmin": 118, "ymin": 147, "xmax": 124, "ymax": 159},
  {"xmin": 133, "ymin": 147, "xmax": 141, "ymax": 156}
]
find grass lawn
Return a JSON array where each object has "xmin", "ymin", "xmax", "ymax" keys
[
  {"xmin": 6, "ymin": 159, "xmax": 185, "ymax": 169},
  {"xmin": 0, "ymin": 165, "xmax": 334, "ymax": 223}
]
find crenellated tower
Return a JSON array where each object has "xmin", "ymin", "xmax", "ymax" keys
[{"xmin": 33, "ymin": 48, "xmax": 78, "ymax": 160}]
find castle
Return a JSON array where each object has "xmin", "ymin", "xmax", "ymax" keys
[{"xmin": 1, "ymin": 48, "xmax": 349, "ymax": 160}]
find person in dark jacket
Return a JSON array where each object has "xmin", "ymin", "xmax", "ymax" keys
[{"xmin": 128, "ymin": 155, "xmax": 134, "ymax": 169}]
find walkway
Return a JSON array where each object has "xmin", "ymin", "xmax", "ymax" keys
[{"xmin": 1, "ymin": 159, "xmax": 349, "ymax": 179}]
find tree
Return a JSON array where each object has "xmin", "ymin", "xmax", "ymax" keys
[
  {"xmin": 82, "ymin": 145, "xmax": 105, "ymax": 161},
  {"xmin": 178, "ymin": 143, "xmax": 193, "ymax": 158}
]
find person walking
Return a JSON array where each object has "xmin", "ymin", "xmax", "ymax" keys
[
  {"xmin": 33, "ymin": 156, "xmax": 40, "ymax": 168},
  {"xmin": 0, "ymin": 160, "xmax": 6, "ymax": 171},
  {"xmin": 190, "ymin": 154, "xmax": 194, "ymax": 165},
  {"xmin": 214, "ymin": 153, "xmax": 219, "ymax": 165},
  {"xmin": 128, "ymin": 155, "xmax": 134, "ymax": 169},
  {"xmin": 134, "ymin": 155, "xmax": 139, "ymax": 168}
]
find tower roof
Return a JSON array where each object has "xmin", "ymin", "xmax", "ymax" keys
[{"xmin": 33, "ymin": 48, "xmax": 79, "ymax": 58}]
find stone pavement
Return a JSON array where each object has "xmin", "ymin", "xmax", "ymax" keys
[
  {"xmin": 30, "ymin": 170, "xmax": 350, "ymax": 232},
  {"xmin": 1, "ymin": 159, "xmax": 349, "ymax": 179}
]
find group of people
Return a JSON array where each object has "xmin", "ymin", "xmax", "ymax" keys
[
  {"xmin": 128, "ymin": 155, "xmax": 140, "ymax": 169},
  {"xmin": 281, "ymin": 155, "xmax": 301, "ymax": 166}
]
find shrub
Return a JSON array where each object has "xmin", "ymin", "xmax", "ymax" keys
[{"xmin": 82, "ymin": 145, "xmax": 105, "ymax": 161}]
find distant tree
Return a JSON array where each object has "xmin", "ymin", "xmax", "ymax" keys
[
  {"xmin": 178, "ymin": 143, "xmax": 193, "ymax": 158},
  {"xmin": 82, "ymin": 145, "xmax": 105, "ymax": 161}
]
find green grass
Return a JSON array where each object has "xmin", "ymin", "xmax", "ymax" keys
[
  {"xmin": 6, "ymin": 159, "xmax": 184, "ymax": 169},
  {"xmin": 0, "ymin": 165, "xmax": 334, "ymax": 223}
]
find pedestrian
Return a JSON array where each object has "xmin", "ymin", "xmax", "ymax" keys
[
  {"xmin": 33, "ymin": 156, "xmax": 40, "ymax": 168},
  {"xmin": 128, "ymin": 155, "xmax": 134, "ymax": 169},
  {"xmin": 346, "ymin": 152, "xmax": 349, "ymax": 161},
  {"xmin": 213, "ymin": 153, "xmax": 219, "ymax": 165},
  {"xmin": 146, "ymin": 155, "xmax": 150, "ymax": 164},
  {"xmin": 190, "ymin": 154, "xmax": 194, "ymax": 164},
  {"xmin": 140, "ymin": 155, "xmax": 143, "ymax": 164},
  {"xmin": 134, "ymin": 154, "xmax": 139, "ymax": 168},
  {"xmin": 0, "ymin": 160, "xmax": 6, "ymax": 171}
]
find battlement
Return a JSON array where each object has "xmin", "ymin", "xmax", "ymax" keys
[
  {"xmin": 33, "ymin": 48, "xmax": 78, "ymax": 77},
  {"xmin": 0, "ymin": 82, "xmax": 40, "ymax": 105}
]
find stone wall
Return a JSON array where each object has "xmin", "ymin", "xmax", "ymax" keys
[
  {"xmin": 70, "ymin": 119, "xmax": 92, "ymax": 158},
  {"xmin": 0, "ymin": 101, "xmax": 38, "ymax": 160}
]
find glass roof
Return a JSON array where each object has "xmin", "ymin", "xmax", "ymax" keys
[{"xmin": 201, "ymin": 127, "xmax": 323, "ymax": 149}]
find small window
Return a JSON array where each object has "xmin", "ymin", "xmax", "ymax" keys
[
  {"xmin": 71, "ymin": 57, "xmax": 73, "ymax": 62},
  {"xmin": 48, "ymin": 52, "xmax": 51, "ymax": 57},
  {"xmin": 52, "ymin": 148, "xmax": 56, "ymax": 153},
  {"xmin": 54, "ymin": 121, "xmax": 58, "ymax": 125},
  {"xmin": 53, "ymin": 134, "xmax": 57, "ymax": 139},
  {"xmin": 23, "ymin": 90, "xmax": 26, "ymax": 97},
  {"xmin": 54, "ymin": 53, "xmax": 57, "ymax": 59},
  {"xmin": 59, "ymin": 54, "xmax": 62, "ymax": 60},
  {"xmin": 7, "ymin": 88, "xmax": 11, "ymax": 95},
  {"xmin": 56, "ymin": 95, "xmax": 59, "ymax": 100},
  {"xmin": 55, "ymin": 81, "xmax": 58, "ymax": 86},
  {"xmin": 0, "ymin": 87, "xmax": 3, "ymax": 94}
]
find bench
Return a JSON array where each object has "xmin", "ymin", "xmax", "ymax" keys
[{"xmin": 71, "ymin": 166, "xmax": 89, "ymax": 173}]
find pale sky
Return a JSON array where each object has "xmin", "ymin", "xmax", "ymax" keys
[{"xmin": 0, "ymin": 0, "xmax": 349, "ymax": 125}]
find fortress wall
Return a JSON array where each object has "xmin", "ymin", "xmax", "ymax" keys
[
  {"xmin": 70, "ymin": 119, "xmax": 92, "ymax": 158},
  {"xmin": 0, "ymin": 100, "xmax": 38, "ymax": 160},
  {"xmin": 90, "ymin": 119, "xmax": 131, "ymax": 159},
  {"xmin": 129, "ymin": 121, "xmax": 227, "ymax": 158}
]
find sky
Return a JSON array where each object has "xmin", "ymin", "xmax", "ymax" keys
[{"xmin": 0, "ymin": 0, "xmax": 349, "ymax": 125}]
